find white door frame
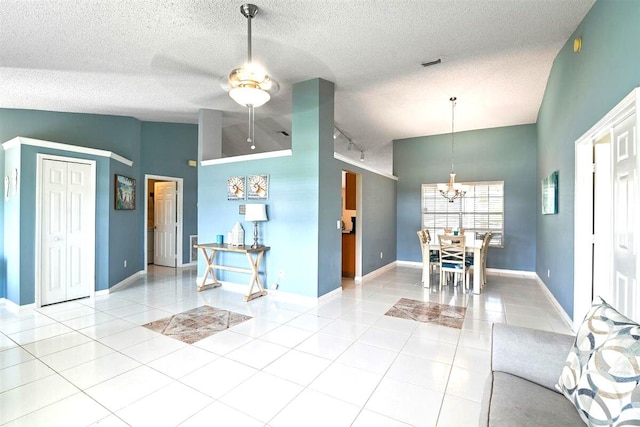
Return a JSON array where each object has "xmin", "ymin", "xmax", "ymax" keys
[
  {"xmin": 35, "ymin": 153, "xmax": 97, "ymax": 308},
  {"xmin": 144, "ymin": 174, "xmax": 184, "ymax": 269},
  {"xmin": 574, "ymin": 88, "xmax": 639, "ymax": 328},
  {"xmin": 355, "ymin": 173, "xmax": 363, "ymax": 280}
]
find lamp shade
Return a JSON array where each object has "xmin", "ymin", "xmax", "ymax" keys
[
  {"xmin": 229, "ymin": 86, "xmax": 271, "ymax": 108},
  {"xmin": 245, "ymin": 204, "xmax": 268, "ymax": 222}
]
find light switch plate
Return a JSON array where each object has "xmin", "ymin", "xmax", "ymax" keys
[{"xmin": 239, "ymin": 205, "xmax": 246, "ymax": 215}]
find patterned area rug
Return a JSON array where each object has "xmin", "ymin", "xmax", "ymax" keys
[
  {"xmin": 143, "ymin": 306, "xmax": 252, "ymax": 344},
  {"xmin": 385, "ymin": 298, "xmax": 467, "ymax": 329}
]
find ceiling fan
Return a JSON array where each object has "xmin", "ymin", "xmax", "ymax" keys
[
  {"xmin": 223, "ymin": 3, "xmax": 279, "ymax": 108},
  {"xmin": 222, "ymin": 3, "xmax": 279, "ymax": 150}
]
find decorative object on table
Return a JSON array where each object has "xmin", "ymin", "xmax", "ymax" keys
[
  {"xmin": 244, "ymin": 203, "xmax": 268, "ymax": 248},
  {"xmin": 230, "ymin": 222, "xmax": 245, "ymax": 246},
  {"xmin": 4, "ymin": 176, "xmax": 8, "ymax": 201},
  {"xmin": 227, "ymin": 176, "xmax": 246, "ymax": 200},
  {"xmin": 542, "ymin": 170, "xmax": 559, "ymax": 215},
  {"xmin": 114, "ymin": 174, "xmax": 136, "ymax": 210},
  {"xmin": 216, "ymin": 234, "xmax": 224, "ymax": 244},
  {"xmin": 248, "ymin": 174, "xmax": 269, "ymax": 199},
  {"xmin": 437, "ymin": 96, "xmax": 468, "ymax": 203}
]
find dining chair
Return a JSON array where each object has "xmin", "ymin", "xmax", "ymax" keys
[
  {"xmin": 417, "ymin": 230, "xmax": 439, "ymax": 284},
  {"xmin": 481, "ymin": 231, "xmax": 493, "ymax": 287},
  {"xmin": 438, "ymin": 234, "xmax": 470, "ymax": 290},
  {"xmin": 469, "ymin": 231, "xmax": 493, "ymax": 288}
]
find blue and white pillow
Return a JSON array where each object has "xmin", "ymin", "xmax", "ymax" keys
[{"xmin": 557, "ymin": 297, "xmax": 640, "ymax": 425}]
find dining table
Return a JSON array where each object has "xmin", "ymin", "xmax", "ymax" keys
[{"xmin": 423, "ymin": 234, "xmax": 484, "ymax": 294}]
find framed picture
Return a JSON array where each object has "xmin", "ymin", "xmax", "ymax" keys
[
  {"xmin": 115, "ymin": 174, "xmax": 136, "ymax": 210},
  {"xmin": 227, "ymin": 176, "xmax": 246, "ymax": 200},
  {"xmin": 541, "ymin": 171, "xmax": 558, "ymax": 215},
  {"xmin": 248, "ymin": 174, "xmax": 269, "ymax": 200}
]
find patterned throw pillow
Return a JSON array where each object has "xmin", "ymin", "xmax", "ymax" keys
[{"xmin": 556, "ymin": 297, "xmax": 640, "ymax": 425}]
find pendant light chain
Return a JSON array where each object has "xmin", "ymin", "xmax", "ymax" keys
[
  {"xmin": 437, "ymin": 96, "xmax": 467, "ymax": 203},
  {"xmin": 450, "ymin": 96, "xmax": 457, "ymax": 174}
]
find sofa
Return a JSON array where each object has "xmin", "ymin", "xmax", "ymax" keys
[{"xmin": 480, "ymin": 323, "xmax": 583, "ymax": 426}]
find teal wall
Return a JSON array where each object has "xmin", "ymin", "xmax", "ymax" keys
[
  {"xmin": 197, "ymin": 79, "xmax": 340, "ymax": 298},
  {"xmin": 197, "ymin": 79, "xmax": 397, "ymax": 298},
  {"xmin": 339, "ymin": 162, "xmax": 398, "ymax": 273},
  {"xmin": 20, "ymin": 146, "xmax": 112, "ymax": 302},
  {"xmin": 0, "ymin": 109, "xmax": 197, "ymax": 305},
  {"xmin": 141, "ymin": 122, "xmax": 198, "ymax": 264},
  {"xmin": 394, "ymin": 124, "xmax": 538, "ymax": 271},
  {"xmin": 536, "ymin": 0, "xmax": 640, "ymax": 317}
]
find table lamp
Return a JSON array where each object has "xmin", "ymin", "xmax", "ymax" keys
[{"xmin": 244, "ymin": 204, "xmax": 268, "ymax": 248}]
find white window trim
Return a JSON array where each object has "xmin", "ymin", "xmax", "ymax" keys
[{"xmin": 421, "ymin": 180, "xmax": 504, "ymax": 247}]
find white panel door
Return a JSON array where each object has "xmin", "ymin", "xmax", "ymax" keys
[
  {"xmin": 154, "ymin": 181, "xmax": 177, "ymax": 267},
  {"xmin": 41, "ymin": 160, "xmax": 93, "ymax": 305},
  {"xmin": 593, "ymin": 139, "xmax": 612, "ymax": 302},
  {"xmin": 612, "ymin": 113, "xmax": 638, "ymax": 321}
]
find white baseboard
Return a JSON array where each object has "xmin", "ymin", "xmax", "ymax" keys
[
  {"xmin": 109, "ymin": 270, "xmax": 145, "ymax": 293},
  {"xmin": 360, "ymin": 262, "xmax": 398, "ymax": 281},
  {"xmin": 180, "ymin": 262, "xmax": 197, "ymax": 268},
  {"xmin": 396, "ymin": 262, "xmax": 536, "ymax": 280},
  {"xmin": 485, "ymin": 268, "xmax": 536, "ymax": 278},
  {"xmin": 196, "ymin": 278, "xmax": 330, "ymax": 306},
  {"xmin": 395, "ymin": 260, "xmax": 422, "ymax": 269},
  {"xmin": 0, "ymin": 298, "xmax": 35, "ymax": 313},
  {"xmin": 535, "ymin": 274, "xmax": 575, "ymax": 332},
  {"xmin": 318, "ymin": 286, "xmax": 342, "ymax": 303}
]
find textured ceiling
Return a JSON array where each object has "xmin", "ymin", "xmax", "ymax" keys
[{"xmin": 0, "ymin": 0, "xmax": 595, "ymax": 173}]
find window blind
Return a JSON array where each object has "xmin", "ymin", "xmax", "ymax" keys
[{"xmin": 421, "ymin": 181, "xmax": 504, "ymax": 247}]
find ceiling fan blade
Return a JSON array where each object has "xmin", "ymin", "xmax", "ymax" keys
[
  {"xmin": 150, "ymin": 53, "xmax": 219, "ymax": 80},
  {"xmin": 191, "ymin": 91, "xmax": 232, "ymax": 107}
]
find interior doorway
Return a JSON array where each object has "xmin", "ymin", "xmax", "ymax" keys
[
  {"xmin": 36, "ymin": 154, "xmax": 96, "ymax": 307},
  {"xmin": 341, "ymin": 170, "xmax": 361, "ymax": 282},
  {"xmin": 574, "ymin": 88, "xmax": 639, "ymax": 326},
  {"xmin": 144, "ymin": 174, "xmax": 184, "ymax": 269}
]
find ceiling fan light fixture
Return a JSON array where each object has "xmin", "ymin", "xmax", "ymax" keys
[
  {"xmin": 226, "ymin": 3, "xmax": 278, "ymax": 109},
  {"xmin": 229, "ymin": 86, "xmax": 271, "ymax": 107}
]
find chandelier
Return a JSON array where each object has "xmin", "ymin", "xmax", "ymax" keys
[
  {"xmin": 227, "ymin": 4, "xmax": 278, "ymax": 108},
  {"xmin": 437, "ymin": 97, "xmax": 468, "ymax": 202}
]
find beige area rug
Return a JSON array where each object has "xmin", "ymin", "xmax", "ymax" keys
[
  {"xmin": 385, "ymin": 298, "xmax": 467, "ymax": 329},
  {"xmin": 143, "ymin": 306, "xmax": 252, "ymax": 344}
]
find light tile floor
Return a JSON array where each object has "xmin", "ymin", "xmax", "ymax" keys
[{"xmin": 0, "ymin": 266, "xmax": 573, "ymax": 426}]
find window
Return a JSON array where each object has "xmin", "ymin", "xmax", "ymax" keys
[{"xmin": 421, "ymin": 181, "xmax": 504, "ymax": 247}]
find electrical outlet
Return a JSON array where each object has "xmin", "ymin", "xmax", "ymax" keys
[
  {"xmin": 278, "ymin": 270, "xmax": 284, "ymax": 279},
  {"xmin": 547, "ymin": 269, "xmax": 550, "ymax": 278},
  {"xmin": 124, "ymin": 260, "xmax": 127, "ymax": 268}
]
